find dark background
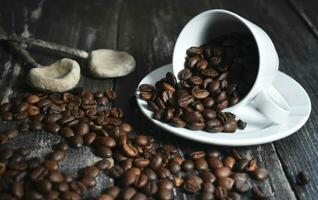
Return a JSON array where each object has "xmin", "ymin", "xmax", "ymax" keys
[{"xmin": 0, "ymin": 0, "xmax": 317, "ymax": 199}]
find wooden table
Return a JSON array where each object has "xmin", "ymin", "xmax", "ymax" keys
[{"xmin": 0, "ymin": 0, "xmax": 317, "ymax": 199}]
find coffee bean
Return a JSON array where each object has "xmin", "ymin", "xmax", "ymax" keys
[
  {"xmin": 296, "ymin": 171, "xmax": 310, "ymax": 185},
  {"xmin": 237, "ymin": 119, "xmax": 247, "ymax": 130},
  {"xmin": 245, "ymin": 159, "xmax": 257, "ymax": 172},
  {"xmin": 35, "ymin": 179, "xmax": 52, "ymax": 193},
  {"xmin": 157, "ymin": 167, "xmax": 171, "ymax": 179},
  {"xmin": 253, "ymin": 168, "xmax": 269, "ymax": 180},
  {"xmin": 158, "ymin": 188, "xmax": 173, "ymax": 200},
  {"xmin": 201, "ymin": 192, "xmax": 215, "ymax": 200},
  {"xmin": 1, "ymin": 102, "xmax": 11, "ymax": 112},
  {"xmin": 122, "ymin": 143, "xmax": 138, "ymax": 157},
  {"xmin": 178, "ymin": 94, "xmax": 194, "ymax": 107},
  {"xmin": 109, "ymin": 165, "xmax": 124, "ymax": 179},
  {"xmin": 223, "ymin": 117, "xmax": 237, "ymax": 133},
  {"xmin": 96, "ymin": 159, "xmax": 112, "ymax": 170},
  {"xmin": 201, "ymin": 68, "xmax": 219, "ymax": 78},
  {"xmin": 95, "ymin": 145, "xmax": 112, "ymax": 158},
  {"xmin": 31, "ymin": 166, "xmax": 48, "ymax": 180},
  {"xmin": 187, "ymin": 47, "xmax": 203, "ymax": 56},
  {"xmin": 196, "ymin": 60, "xmax": 208, "ymax": 70},
  {"xmin": 61, "ymin": 127, "xmax": 75, "ymax": 138},
  {"xmin": 96, "ymin": 136, "xmax": 116, "ymax": 148},
  {"xmin": 30, "ymin": 120, "xmax": 43, "ymax": 131},
  {"xmin": 218, "ymin": 177, "xmax": 235, "ymax": 190},
  {"xmin": 224, "ymin": 156, "xmax": 236, "ymax": 169},
  {"xmin": 183, "ymin": 175, "xmax": 203, "ymax": 193},
  {"xmin": 2, "ymin": 111, "xmax": 13, "ymax": 121},
  {"xmin": 76, "ymin": 122, "xmax": 90, "ymax": 136},
  {"xmin": 27, "ymin": 105, "xmax": 40, "ymax": 116},
  {"xmin": 186, "ymin": 56, "xmax": 201, "ymax": 69},
  {"xmin": 194, "ymin": 158, "xmax": 208, "ymax": 171},
  {"xmin": 234, "ymin": 158, "xmax": 249, "ymax": 171},
  {"xmin": 106, "ymin": 186, "xmax": 121, "ymax": 199},
  {"xmin": 49, "ymin": 150, "xmax": 65, "ymax": 162},
  {"xmin": 120, "ymin": 187, "xmax": 136, "ymax": 200},
  {"xmin": 139, "ymin": 84, "xmax": 155, "ymax": 92},
  {"xmin": 235, "ymin": 180, "xmax": 250, "ymax": 193},
  {"xmin": 48, "ymin": 170, "xmax": 64, "ymax": 183},
  {"xmin": 46, "ymin": 122, "xmax": 61, "ymax": 134},
  {"xmin": 252, "ymin": 184, "xmax": 269, "ymax": 200},
  {"xmin": 69, "ymin": 135, "xmax": 84, "ymax": 148},
  {"xmin": 44, "ymin": 160, "xmax": 59, "ymax": 171},
  {"xmin": 169, "ymin": 117, "xmax": 186, "ymax": 128},
  {"xmin": 215, "ymin": 186, "xmax": 228, "ymax": 199},
  {"xmin": 0, "ymin": 148, "xmax": 14, "ymax": 160},
  {"xmin": 202, "ymin": 182, "xmax": 215, "ymax": 193},
  {"xmin": 84, "ymin": 132, "xmax": 96, "ymax": 145},
  {"xmin": 143, "ymin": 181, "xmax": 158, "ymax": 195},
  {"xmin": 182, "ymin": 159, "xmax": 194, "ymax": 172},
  {"xmin": 24, "ymin": 190, "xmax": 43, "ymax": 200},
  {"xmin": 215, "ymin": 167, "xmax": 232, "ymax": 178},
  {"xmin": 178, "ymin": 69, "xmax": 192, "ymax": 80},
  {"xmin": 201, "ymin": 171, "xmax": 216, "ymax": 183}
]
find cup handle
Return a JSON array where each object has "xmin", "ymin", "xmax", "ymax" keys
[{"xmin": 253, "ymin": 85, "xmax": 290, "ymax": 124}]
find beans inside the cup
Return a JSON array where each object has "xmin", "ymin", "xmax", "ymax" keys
[{"xmin": 139, "ymin": 34, "xmax": 259, "ymax": 133}]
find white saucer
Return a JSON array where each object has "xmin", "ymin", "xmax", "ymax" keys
[{"xmin": 136, "ymin": 64, "xmax": 311, "ymax": 146}]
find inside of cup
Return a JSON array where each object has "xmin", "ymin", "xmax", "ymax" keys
[{"xmin": 173, "ymin": 10, "xmax": 259, "ymax": 104}]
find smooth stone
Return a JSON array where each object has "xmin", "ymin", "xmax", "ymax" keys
[
  {"xmin": 27, "ymin": 58, "xmax": 81, "ymax": 92},
  {"xmin": 89, "ymin": 49, "xmax": 136, "ymax": 78}
]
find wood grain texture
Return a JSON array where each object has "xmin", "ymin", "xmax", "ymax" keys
[{"xmin": 0, "ymin": 0, "xmax": 317, "ymax": 199}]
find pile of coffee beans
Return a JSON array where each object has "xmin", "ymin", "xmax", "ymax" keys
[
  {"xmin": 0, "ymin": 89, "xmax": 269, "ymax": 199},
  {"xmin": 139, "ymin": 34, "xmax": 257, "ymax": 133}
]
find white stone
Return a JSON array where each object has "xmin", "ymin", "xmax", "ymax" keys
[
  {"xmin": 89, "ymin": 49, "xmax": 135, "ymax": 78},
  {"xmin": 27, "ymin": 58, "xmax": 81, "ymax": 92}
]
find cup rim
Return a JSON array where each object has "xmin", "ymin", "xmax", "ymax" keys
[{"xmin": 172, "ymin": 9, "xmax": 277, "ymax": 111}]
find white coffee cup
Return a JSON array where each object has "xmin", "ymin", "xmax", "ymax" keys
[{"xmin": 172, "ymin": 9, "xmax": 290, "ymax": 124}]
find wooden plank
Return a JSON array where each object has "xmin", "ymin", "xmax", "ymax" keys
[{"xmin": 286, "ymin": 0, "xmax": 318, "ymax": 38}]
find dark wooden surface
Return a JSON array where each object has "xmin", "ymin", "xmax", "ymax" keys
[{"xmin": 0, "ymin": 0, "xmax": 318, "ymax": 199}]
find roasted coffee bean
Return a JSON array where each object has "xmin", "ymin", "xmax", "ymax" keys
[
  {"xmin": 140, "ymin": 84, "xmax": 155, "ymax": 92},
  {"xmin": 178, "ymin": 69, "xmax": 192, "ymax": 80},
  {"xmin": 122, "ymin": 143, "xmax": 138, "ymax": 157},
  {"xmin": 202, "ymin": 97, "xmax": 215, "ymax": 108},
  {"xmin": 84, "ymin": 132, "xmax": 96, "ymax": 145},
  {"xmin": 201, "ymin": 171, "xmax": 216, "ymax": 183},
  {"xmin": 157, "ymin": 167, "xmax": 171, "ymax": 179},
  {"xmin": 186, "ymin": 47, "xmax": 203, "ymax": 56},
  {"xmin": 143, "ymin": 181, "xmax": 158, "ymax": 195},
  {"xmin": 120, "ymin": 187, "xmax": 136, "ymax": 200},
  {"xmin": 95, "ymin": 136, "xmax": 116, "ymax": 148},
  {"xmin": 187, "ymin": 122, "xmax": 205, "ymax": 130},
  {"xmin": 61, "ymin": 191, "xmax": 81, "ymax": 200},
  {"xmin": 245, "ymin": 159, "xmax": 257, "ymax": 172},
  {"xmin": 8, "ymin": 160, "xmax": 28, "ymax": 171},
  {"xmin": 96, "ymin": 159, "xmax": 112, "ymax": 170},
  {"xmin": 186, "ymin": 56, "xmax": 201, "ymax": 69},
  {"xmin": 252, "ymin": 185, "xmax": 269, "ymax": 200},
  {"xmin": 24, "ymin": 190, "xmax": 43, "ymax": 200},
  {"xmin": 215, "ymin": 167, "xmax": 232, "ymax": 178},
  {"xmin": 0, "ymin": 148, "xmax": 14, "ymax": 160},
  {"xmin": 48, "ymin": 170, "xmax": 64, "ymax": 183},
  {"xmin": 158, "ymin": 188, "xmax": 173, "ymax": 200},
  {"xmin": 95, "ymin": 145, "xmax": 112, "ymax": 158},
  {"xmin": 196, "ymin": 60, "xmax": 208, "ymax": 70},
  {"xmin": 46, "ymin": 122, "xmax": 61, "ymax": 134},
  {"xmin": 30, "ymin": 120, "xmax": 43, "ymax": 131},
  {"xmin": 44, "ymin": 160, "xmax": 59, "ymax": 171},
  {"xmin": 192, "ymin": 88, "xmax": 209, "ymax": 99},
  {"xmin": 69, "ymin": 136, "xmax": 84, "ymax": 148},
  {"xmin": 202, "ymin": 109, "xmax": 216, "ymax": 119},
  {"xmin": 61, "ymin": 127, "xmax": 75, "ymax": 138},
  {"xmin": 201, "ymin": 68, "xmax": 219, "ymax": 78},
  {"xmin": 215, "ymin": 186, "xmax": 228, "ymax": 199},
  {"xmin": 183, "ymin": 175, "xmax": 203, "ymax": 193},
  {"xmin": 81, "ymin": 176, "xmax": 96, "ymax": 187},
  {"xmin": 49, "ymin": 150, "xmax": 65, "ymax": 162},
  {"xmin": 218, "ymin": 177, "xmax": 235, "ymax": 190},
  {"xmin": 228, "ymin": 192, "xmax": 242, "ymax": 200},
  {"xmin": 224, "ymin": 156, "xmax": 236, "ymax": 169},
  {"xmin": 134, "ymin": 174, "xmax": 148, "ymax": 188},
  {"xmin": 97, "ymin": 194, "xmax": 114, "ymax": 200},
  {"xmin": 164, "ymin": 109, "xmax": 174, "ymax": 121},
  {"xmin": 31, "ymin": 166, "xmax": 48, "ymax": 180},
  {"xmin": 223, "ymin": 117, "xmax": 237, "ymax": 133},
  {"xmin": 296, "ymin": 171, "xmax": 310, "ymax": 185},
  {"xmin": 235, "ymin": 180, "xmax": 250, "ymax": 193},
  {"xmin": 28, "ymin": 105, "xmax": 40, "ymax": 116},
  {"xmin": 201, "ymin": 192, "xmax": 214, "ymax": 200},
  {"xmin": 167, "ymin": 161, "xmax": 181, "ymax": 174},
  {"xmin": 133, "ymin": 158, "xmax": 150, "ymax": 168},
  {"xmin": 194, "ymin": 158, "xmax": 208, "ymax": 171},
  {"xmin": 35, "ymin": 179, "xmax": 52, "ymax": 193},
  {"xmin": 202, "ymin": 182, "xmax": 215, "ymax": 193},
  {"xmin": 144, "ymin": 168, "xmax": 157, "ymax": 181},
  {"xmin": 84, "ymin": 166, "xmax": 99, "ymax": 178},
  {"xmin": 132, "ymin": 193, "xmax": 147, "ymax": 200},
  {"xmin": 106, "ymin": 186, "xmax": 121, "ymax": 199},
  {"xmin": 169, "ymin": 117, "xmax": 186, "ymax": 128},
  {"xmin": 20, "ymin": 122, "xmax": 30, "ymax": 132},
  {"xmin": 237, "ymin": 119, "xmax": 247, "ymax": 130},
  {"xmin": 76, "ymin": 122, "xmax": 90, "ymax": 136},
  {"xmin": 178, "ymin": 94, "xmax": 194, "ymax": 107},
  {"xmin": 230, "ymin": 96, "xmax": 240, "ymax": 106},
  {"xmin": 253, "ymin": 168, "xmax": 269, "ymax": 180},
  {"xmin": 182, "ymin": 159, "xmax": 194, "ymax": 172}
]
